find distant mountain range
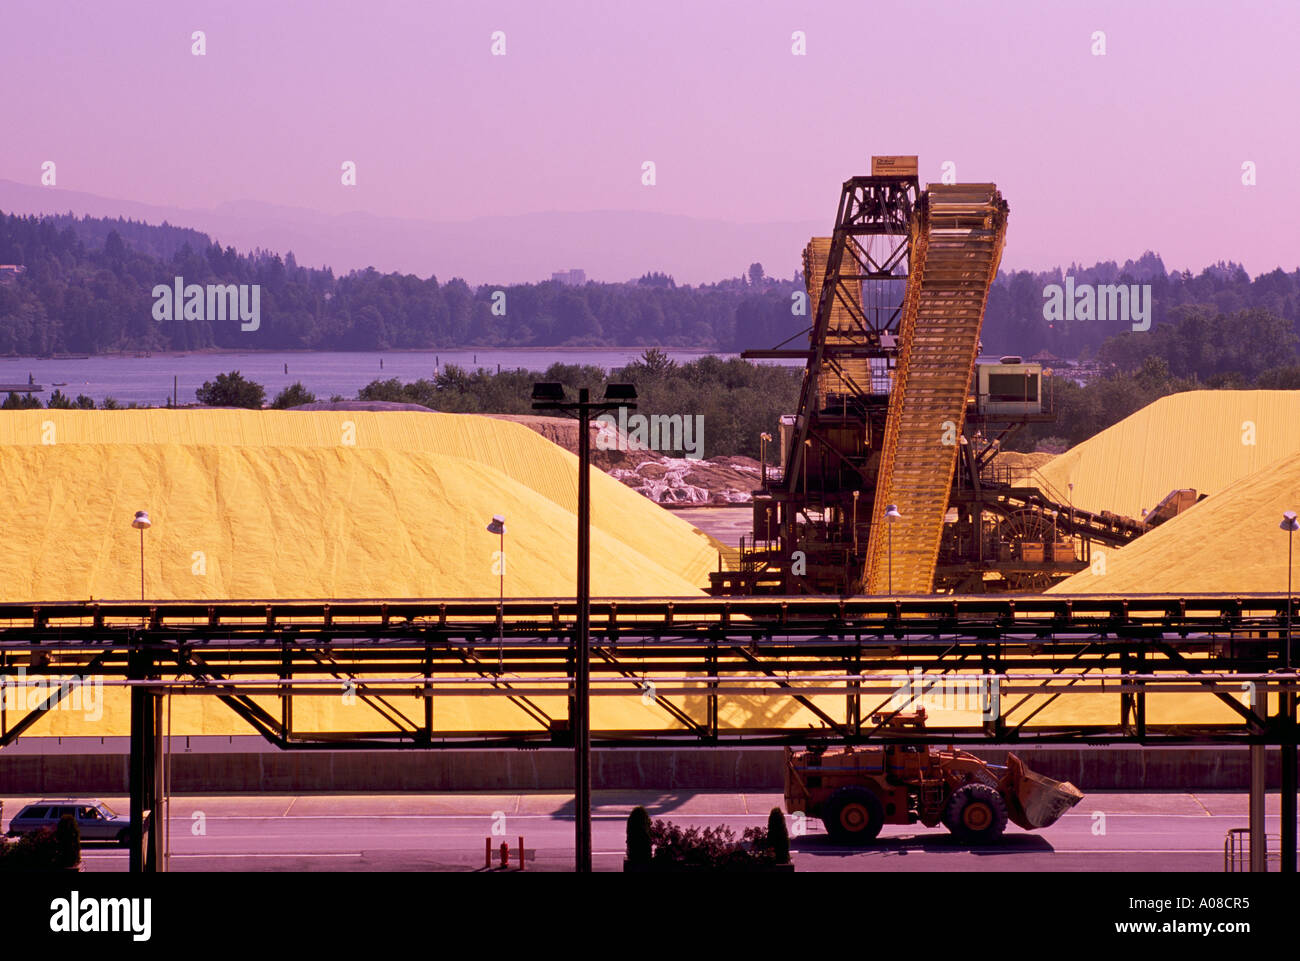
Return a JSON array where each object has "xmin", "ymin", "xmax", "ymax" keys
[{"xmin": 0, "ymin": 179, "xmax": 821, "ymax": 286}]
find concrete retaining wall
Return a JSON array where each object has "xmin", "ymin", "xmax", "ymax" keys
[{"xmin": 0, "ymin": 746, "xmax": 1291, "ymax": 793}]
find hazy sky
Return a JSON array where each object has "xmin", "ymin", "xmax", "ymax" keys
[{"xmin": 3, "ymin": 0, "xmax": 1297, "ymax": 274}]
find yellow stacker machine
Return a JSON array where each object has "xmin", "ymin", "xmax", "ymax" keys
[{"xmin": 713, "ymin": 157, "xmax": 1158, "ymax": 596}]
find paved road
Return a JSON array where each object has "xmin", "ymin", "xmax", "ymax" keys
[{"xmin": 3, "ymin": 791, "xmax": 1294, "ymax": 871}]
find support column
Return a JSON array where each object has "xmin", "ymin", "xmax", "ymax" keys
[
  {"xmin": 152, "ymin": 691, "xmax": 165, "ymax": 872},
  {"xmin": 574, "ymin": 391, "xmax": 592, "ymax": 874},
  {"xmin": 127, "ymin": 646, "xmax": 155, "ymax": 873},
  {"xmin": 1283, "ymin": 686, "xmax": 1297, "ymax": 873},
  {"xmin": 1250, "ymin": 742, "xmax": 1267, "ymax": 872}
]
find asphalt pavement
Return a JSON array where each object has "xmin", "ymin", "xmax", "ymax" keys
[{"xmin": 3, "ymin": 790, "xmax": 1294, "ymax": 872}]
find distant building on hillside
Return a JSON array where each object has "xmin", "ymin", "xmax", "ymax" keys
[
  {"xmin": 1029, "ymin": 349, "xmax": 1067, "ymax": 366},
  {"xmin": 0, "ymin": 265, "xmax": 26, "ymax": 286},
  {"xmin": 551, "ymin": 268, "xmax": 586, "ymax": 286}
]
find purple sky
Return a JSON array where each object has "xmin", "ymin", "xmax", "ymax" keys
[{"xmin": 2, "ymin": 0, "xmax": 1297, "ymax": 276}]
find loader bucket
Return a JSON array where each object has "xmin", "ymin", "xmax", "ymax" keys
[{"xmin": 1001, "ymin": 752, "xmax": 1084, "ymax": 831}]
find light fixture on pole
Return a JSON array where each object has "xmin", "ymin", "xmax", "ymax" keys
[
  {"xmin": 1281, "ymin": 511, "xmax": 1298, "ymax": 670},
  {"xmin": 760, "ymin": 432, "xmax": 772, "ymax": 488},
  {"xmin": 132, "ymin": 511, "xmax": 151, "ymax": 601},
  {"xmin": 1280, "ymin": 510, "xmax": 1299, "ymax": 874},
  {"xmin": 852, "ymin": 490, "xmax": 860, "ymax": 554},
  {"xmin": 487, "ymin": 514, "xmax": 506, "ymax": 672},
  {"xmin": 531, "ymin": 380, "xmax": 637, "ymax": 874},
  {"xmin": 884, "ymin": 504, "xmax": 902, "ymax": 594}
]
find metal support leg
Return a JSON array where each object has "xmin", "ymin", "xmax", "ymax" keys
[
  {"xmin": 128, "ymin": 647, "xmax": 155, "ymax": 873},
  {"xmin": 1283, "ymin": 689, "xmax": 1297, "ymax": 873},
  {"xmin": 152, "ymin": 691, "xmax": 165, "ymax": 872},
  {"xmin": 1250, "ymin": 742, "xmax": 1267, "ymax": 872}
]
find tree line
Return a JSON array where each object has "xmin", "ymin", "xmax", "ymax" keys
[
  {"xmin": 0, "ymin": 211, "xmax": 803, "ymax": 354},
  {"xmin": 4, "ymin": 210, "xmax": 1297, "ymax": 361}
]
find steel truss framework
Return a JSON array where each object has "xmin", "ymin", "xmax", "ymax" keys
[
  {"xmin": 4, "ymin": 594, "xmax": 1297, "ymax": 871},
  {"xmin": 2, "ymin": 594, "xmax": 1298, "ymax": 750},
  {"xmin": 780, "ymin": 175, "xmax": 918, "ymax": 499}
]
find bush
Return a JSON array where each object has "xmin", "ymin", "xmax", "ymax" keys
[
  {"xmin": 767, "ymin": 807, "xmax": 790, "ymax": 863},
  {"xmin": 1, "ymin": 391, "xmax": 41, "ymax": 410},
  {"xmin": 626, "ymin": 806, "xmax": 653, "ymax": 864},
  {"xmin": 55, "ymin": 814, "xmax": 80, "ymax": 869},
  {"xmin": 0, "ymin": 827, "xmax": 61, "ymax": 871},
  {"xmin": 632, "ymin": 815, "xmax": 788, "ymax": 870},
  {"xmin": 195, "ymin": 370, "xmax": 266, "ymax": 409},
  {"xmin": 271, "ymin": 381, "xmax": 317, "ymax": 409}
]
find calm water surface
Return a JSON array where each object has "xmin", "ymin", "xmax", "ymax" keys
[{"xmin": 0, "ymin": 349, "xmax": 773, "ymax": 406}]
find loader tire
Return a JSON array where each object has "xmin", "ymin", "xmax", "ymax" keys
[
  {"xmin": 823, "ymin": 786, "xmax": 884, "ymax": 845},
  {"xmin": 944, "ymin": 783, "xmax": 1008, "ymax": 844}
]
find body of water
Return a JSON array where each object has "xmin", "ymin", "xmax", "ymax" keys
[
  {"xmin": 0, "ymin": 349, "xmax": 1067, "ymax": 406},
  {"xmin": 0, "ymin": 349, "xmax": 777, "ymax": 406}
]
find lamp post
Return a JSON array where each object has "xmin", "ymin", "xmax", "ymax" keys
[
  {"xmin": 531, "ymin": 381, "xmax": 637, "ymax": 874},
  {"xmin": 487, "ymin": 515, "xmax": 506, "ymax": 673},
  {"xmin": 885, "ymin": 504, "xmax": 902, "ymax": 594},
  {"xmin": 760, "ymin": 432, "xmax": 772, "ymax": 489},
  {"xmin": 132, "ymin": 511, "xmax": 151, "ymax": 601},
  {"xmin": 1281, "ymin": 510, "xmax": 1299, "ymax": 873}
]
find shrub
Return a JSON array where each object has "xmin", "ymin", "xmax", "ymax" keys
[
  {"xmin": 767, "ymin": 807, "xmax": 790, "ymax": 863},
  {"xmin": 271, "ymin": 381, "xmax": 317, "ymax": 409},
  {"xmin": 626, "ymin": 806, "xmax": 653, "ymax": 864},
  {"xmin": 0, "ymin": 827, "xmax": 60, "ymax": 871},
  {"xmin": 195, "ymin": 370, "xmax": 266, "ymax": 409},
  {"xmin": 641, "ymin": 817, "xmax": 783, "ymax": 870},
  {"xmin": 55, "ymin": 814, "xmax": 80, "ymax": 869}
]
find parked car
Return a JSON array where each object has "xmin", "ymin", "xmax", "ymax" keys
[{"xmin": 4, "ymin": 799, "xmax": 131, "ymax": 845}]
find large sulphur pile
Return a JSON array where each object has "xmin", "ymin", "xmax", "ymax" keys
[
  {"xmin": 1026, "ymin": 390, "xmax": 1300, "ymax": 519},
  {"xmin": 0, "ymin": 409, "xmax": 720, "ymax": 600},
  {"xmin": 1050, "ymin": 448, "xmax": 1300, "ymax": 594},
  {"xmin": 1027, "ymin": 390, "xmax": 1300, "ymax": 594},
  {"xmin": 1, "ymin": 408, "xmax": 737, "ymax": 739},
  {"xmin": 6, "ymin": 401, "xmax": 1267, "ymax": 738}
]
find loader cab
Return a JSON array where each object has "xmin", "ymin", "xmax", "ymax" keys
[{"xmin": 873, "ymin": 709, "xmax": 935, "ymax": 779}]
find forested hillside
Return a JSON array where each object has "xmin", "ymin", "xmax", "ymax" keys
[{"xmin": 1, "ymin": 210, "xmax": 1297, "ymax": 360}]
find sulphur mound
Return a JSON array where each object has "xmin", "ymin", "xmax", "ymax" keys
[
  {"xmin": 3, "ymin": 408, "xmax": 737, "ymax": 738},
  {"xmin": 0, "ymin": 409, "xmax": 721, "ymax": 600},
  {"xmin": 2, "ymin": 408, "xmax": 1249, "ymax": 737},
  {"xmin": 1026, "ymin": 390, "xmax": 1300, "ymax": 519},
  {"xmin": 1051, "ymin": 447, "xmax": 1300, "ymax": 594}
]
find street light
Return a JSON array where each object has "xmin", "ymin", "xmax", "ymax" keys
[
  {"xmin": 531, "ymin": 380, "xmax": 637, "ymax": 874},
  {"xmin": 885, "ymin": 504, "xmax": 902, "ymax": 594},
  {"xmin": 487, "ymin": 514, "xmax": 506, "ymax": 672},
  {"xmin": 760, "ymin": 432, "xmax": 772, "ymax": 488},
  {"xmin": 132, "ymin": 511, "xmax": 151, "ymax": 601},
  {"xmin": 1280, "ymin": 510, "xmax": 1299, "ymax": 874},
  {"xmin": 1281, "ymin": 512, "xmax": 1298, "ymax": 669}
]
